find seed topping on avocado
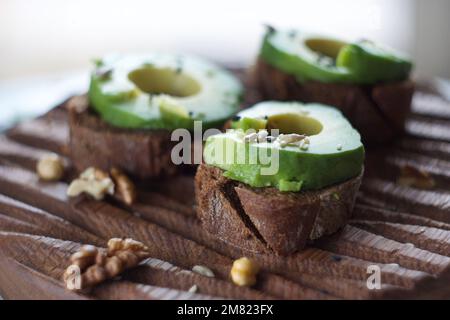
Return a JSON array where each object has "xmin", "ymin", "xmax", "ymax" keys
[
  {"xmin": 205, "ymin": 102, "xmax": 364, "ymax": 192},
  {"xmin": 244, "ymin": 132, "xmax": 258, "ymax": 143},
  {"xmin": 288, "ymin": 30, "xmax": 297, "ymax": 38},
  {"xmin": 95, "ymin": 67, "xmax": 112, "ymax": 81},
  {"xmin": 276, "ymin": 133, "xmax": 306, "ymax": 147},
  {"xmin": 175, "ymin": 57, "xmax": 184, "ymax": 74},
  {"xmin": 206, "ymin": 70, "xmax": 216, "ymax": 78},
  {"xmin": 264, "ymin": 24, "xmax": 276, "ymax": 35},
  {"xmin": 93, "ymin": 58, "xmax": 104, "ymax": 67},
  {"xmin": 316, "ymin": 54, "xmax": 335, "ymax": 68},
  {"xmin": 257, "ymin": 130, "xmax": 268, "ymax": 142},
  {"xmin": 299, "ymin": 137, "xmax": 310, "ymax": 151},
  {"xmin": 241, "ymin": 129, "xmax": 311, "ymax": 149}
]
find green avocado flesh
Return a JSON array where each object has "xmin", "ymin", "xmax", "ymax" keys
[
  {"xmin": 204, "ymin": 101, "xmax": 365, "ymax": 192},
  {"xmin": 89, "ymin": 54, "xmax": 243, "ymax": 130},
  {"xmin": 260, "ymin": 28, "xmax": 412, "ymax": 84}
]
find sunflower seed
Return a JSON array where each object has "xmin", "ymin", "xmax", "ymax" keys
[
  {"xmin": 192, "ymin": 265, "xmax": 215, "ymax": 278},
  {"xmin": 188, "ymin": 285, "xmax": 198, "ymax": 293},
  {"xmin": 244, "ymin": 133, "xmax": 258, "ymax": 143}
]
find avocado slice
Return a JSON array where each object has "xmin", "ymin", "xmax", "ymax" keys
[
  {"xmin": 231, "ymin": 117, "xmax": 267, "ymax": 131},
  {"xmin": 89, "ymin": 54, "xmax": 243, "ymax": 130},
  {"xmin": 205, "ymin": 101, "xmax": 365, "ymax": 192},
  {"xmin": 260, "ymin": 28, "xmax": 412, "ymax": 84}
]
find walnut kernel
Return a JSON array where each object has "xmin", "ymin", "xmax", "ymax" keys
[
  {"xmin": 67, "ymin": 167, "xmax": 114, "ymax": 200},
  {"xmin": 64, "ymin": 238, "xmax": 151, "ymax": 291},
  {"xmin": 397, "ymin": 164, "xmax": 435, "ymax": 189},
  {"xmin": 110, "ymin": 168, "xmax": 137, "ymax": 205}
]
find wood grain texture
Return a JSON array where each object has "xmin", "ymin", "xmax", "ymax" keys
[{"xmin": 0, "ymin": 72, "xmax": 449, "ymax": 299}]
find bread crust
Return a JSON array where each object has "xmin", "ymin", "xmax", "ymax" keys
[
  {"xmin": 67, "ymin": 96, "xmax": 179, "ymax": 179},
  {"xmin": 253, "ymin": 58, "xmax": 414, "ymax": 144},
  {"xmin": 195, "ymin": 164, "xmax": 363, "ymax": 255}
]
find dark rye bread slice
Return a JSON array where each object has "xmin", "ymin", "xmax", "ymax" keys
[
  {"xmin": 253, "ymin": 58, "xmax": 415, "ymax": 144},
  {"xmin": 67, "ymin": 95, "xmax": 179, "ymax": 179},
  {"xmin": 195, "ymin": 164, "xmax": 362, "ymax": 256}
]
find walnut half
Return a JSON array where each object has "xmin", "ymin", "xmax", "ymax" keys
[
  {"xmin": 63, "ymin": 238, "xmax": 151, "ymax": 291},
  {"xmin": 67, "ymin": 167, "xmax": 114, "ymax": 200}
]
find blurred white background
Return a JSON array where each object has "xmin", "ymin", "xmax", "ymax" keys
[
  {"xmin": 0, "ymin": 0, "xmax": 449, "ymax": 80},
  {"xmin": 0, "ymin": 0, "xmax": 449, "ymax": 129}
]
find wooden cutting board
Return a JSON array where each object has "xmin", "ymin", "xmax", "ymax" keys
[{"xmin": 0, "ymin": 70, "xmax": 449, "ymax": 299}]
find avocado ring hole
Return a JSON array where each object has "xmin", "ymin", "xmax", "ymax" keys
[
  {"xmin": 305, "ymin": 38, "xmax": 347, "ymax": 59},
  {"xmin": 267, "ymin": 113, "xmax": 323, "ymax": 136},
  {"xmin": 128, "ymin": 66, "xmax": 201, "ymax": 98}
]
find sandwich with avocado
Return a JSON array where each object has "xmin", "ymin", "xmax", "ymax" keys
[
  {"xmin": 195, "ymin": 101, "xmax": 364, "ymax": 255},
  {"xmin": 68, "ymin": 54, "xmax": 242, "ymax": 179},
  {"xmin": 254, "ymin": 26, "xmax": 414, "ymax": 144}
]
